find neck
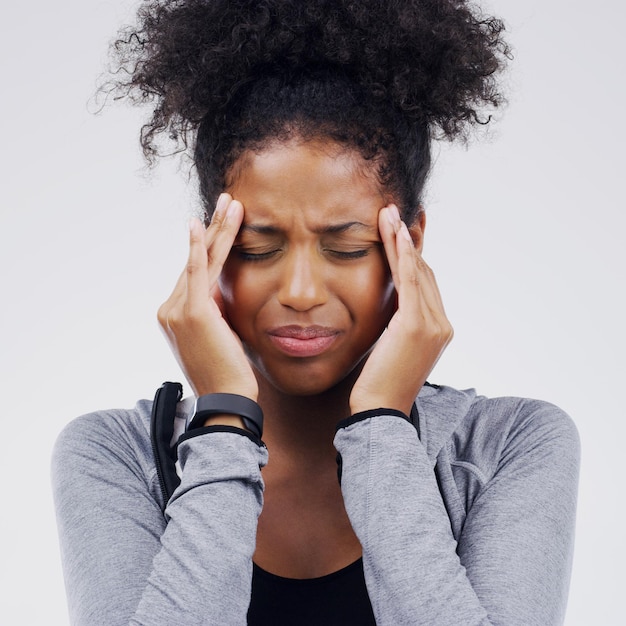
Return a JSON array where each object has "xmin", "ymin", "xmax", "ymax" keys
[{"xmin": 256, "ymin": 372, "xmax": 357, "ymax": 467}]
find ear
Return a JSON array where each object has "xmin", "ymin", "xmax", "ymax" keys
[{"xmin": 407, "ymin": 209, "xmax": 426, "ymax": 254}]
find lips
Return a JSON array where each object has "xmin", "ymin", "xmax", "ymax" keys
[{"xmin": 267, "ymin": 325, "xmax": 341, "ymax": 357}]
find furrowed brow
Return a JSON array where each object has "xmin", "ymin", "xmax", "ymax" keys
[
  {"xmin": 313, "ymin": 221, "xmax": 376, "ymax": 235},
  {"xmin": 239, "ymin": 224, "xmax": 281, "ymax": 235},
  {"xmin": 239, "ymin": 221, "xmax": 378, "ymax": 236}
]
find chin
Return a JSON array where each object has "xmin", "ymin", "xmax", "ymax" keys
[
  {"xmin": 262, "ymin": 371, "xmax": 343, "ymax": 398},
  {"xmin": 252, "ymin": 357, "xmax": 365, "ymax": 399}
]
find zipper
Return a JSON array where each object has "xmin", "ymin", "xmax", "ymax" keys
[
  {"xmin": 150, "ymin": 382, "xmax": 183, "ymax": 510},
  {"xmin": 150, "ymin": 386, "xmax": 170, "ymax": 507}
]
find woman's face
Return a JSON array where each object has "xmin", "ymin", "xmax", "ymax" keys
[{"xmin": 219, "ymin": 138, "xmax": 400, "ymax": 396}]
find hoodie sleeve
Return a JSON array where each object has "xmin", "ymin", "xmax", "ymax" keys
[
  {"xmin": 51, "ymin": 411, "xmax": 267, "ymax": 626},
  {"xmin": 333, "ymin": 402, "xmax": 579, "ymax": 626}
]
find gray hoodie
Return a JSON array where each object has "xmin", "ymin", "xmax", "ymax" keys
[{"xmin": 51, "ymin": 384, "xmax": 579, "ymax": 625}]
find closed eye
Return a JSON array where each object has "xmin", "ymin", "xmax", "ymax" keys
[
  {"xmin": 233, "ymin": 246, "xmax": 281, "ymax": 262},
  {"xmin": 325, "ymin": 248, "xmax": 371, "ymax": 260}
]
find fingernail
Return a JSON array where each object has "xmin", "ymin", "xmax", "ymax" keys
[
  {"xmin": 188, "ymin": 217, "xmax": 198, "ymax": 232},
  {"xmin": 215, "ymin": 193, "xmax": 230, "ymax": 216},
  {"xmin": 386, "ymin": 204, "xmax": 401, "ymax": 226},
  {"xmin": 226, "ymin": 200, "xmax": 241, "ymax": 219}
]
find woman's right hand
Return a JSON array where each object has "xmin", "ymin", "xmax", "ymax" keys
[{"xmin": 157, "ymin": 193, "xmax": 258, "ymax": 401}]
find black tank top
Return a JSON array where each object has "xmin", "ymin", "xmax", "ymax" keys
[{"xmin": 247, "ymin": 558, "xmax": 376, "ymax": 625}]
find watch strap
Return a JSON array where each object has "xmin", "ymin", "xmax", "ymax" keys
[{"xmin": 189, "ymin": 393, "xmax": 263, "ymax": 439}]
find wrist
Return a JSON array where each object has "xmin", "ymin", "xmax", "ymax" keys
[
  {"xmin": 338, "ymin": 407, "xmax": 412, "ymax": 432},
  {"xmin": 350, "ymin": 398, "xmax": 414, "ymax": 418},
  {"xmin": 202, "ymin": 415, "xmax": 248, "ymax": 430},
  {"xmin": 189, "ymin": 393, "xmax": 264, "ymax": 439}
]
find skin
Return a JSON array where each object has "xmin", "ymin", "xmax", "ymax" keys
[
  {"xmin": 220, "ymin": 141, "xmax": 397, "ymax": 401},
  {"xmin": 157, "ymin": 137, "xmax": 453, "ymax": 577}
]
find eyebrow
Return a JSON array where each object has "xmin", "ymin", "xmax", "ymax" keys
[{"xmin": 240, "ymin": 221, "xmax": 377, "ymax": 235}]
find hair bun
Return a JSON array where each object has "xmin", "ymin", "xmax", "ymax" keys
[{"xmin": 110, "ymin": 0, "xmax": 510, "ymax": 157}]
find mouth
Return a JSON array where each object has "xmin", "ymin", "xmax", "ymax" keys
[{"xmin": 266, "ymin": 325, "xmax": 341, "ymax": 358}]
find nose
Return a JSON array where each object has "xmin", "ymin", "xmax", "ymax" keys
[{"xmin": 277, "ymin": 248, "xmax": 328, "ymax": 311}]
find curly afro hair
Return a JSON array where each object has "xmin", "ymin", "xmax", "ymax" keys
[{"xmin": 110, "ymin": 0, "xmax": 510, "ymax": 223}]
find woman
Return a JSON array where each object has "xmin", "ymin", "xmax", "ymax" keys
[{"xmin": 52, "ymin": 1, "xmax": 579, "ymax": 624}]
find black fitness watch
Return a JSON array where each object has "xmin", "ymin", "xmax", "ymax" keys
[{"xmin": 190, "ymin": 393, "xmax": 264, "ymax": 439}]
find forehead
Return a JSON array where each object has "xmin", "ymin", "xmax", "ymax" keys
[{"xmin": 227, "ymin": 138, "xmax": 387, "ymax": 227}]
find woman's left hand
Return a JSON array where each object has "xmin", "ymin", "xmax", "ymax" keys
[{"xmin": 349, "ymin": 205, "xmax": 453, "ymax": 416}]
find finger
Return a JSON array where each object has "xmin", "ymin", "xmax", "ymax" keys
[
  {"xmin": 166, "ymin": 196, "xmax": 229, "ymax": 309},
  {"xmin": 165, "ymin": 217, "xmax": 216, "ymax": 323},
  {"xmin": 387, "ymin": 218, "xmax": 445, "ymax": 318},
  {"xmin": 394, "ymin": 220, "xmax": 425, "ymax": 317},
  {"xmin": 211, "ymin": 192, "xmax": 232, "ymax": 224},
  {"xmin": 402, "ymin": 240, "xmax": 453, "ymax": 342},
  {"xmin": 187, "ymin": 199, "xmax": 243, "ymax": 312},
  {"xmin": 185, "ymin": 217, "xmax": 212, "ymax": 315},
  {"xmin": 157, "ymin": 233, "xmax": 195, "ymax": 330},
  {"xmin": 378, "ymin": 205, "xmax": 402, "ymax": 286},
  {"xmin": 408, "ymin": 247, "xmax": 448, "ymax": 319},
  {"xmin": 210, "ymin": 282, "xmax": 226, "ymax": 317},
  {"xmin": 203, "ymin": 192, "xmax": 233, "ymax": 248},
  {"xmin": 165, "ymin": 197, "xmax": 244, "ymax": 325},
  {"xmin": 379, "ymin": 207, "xmax": 437, "ymax": 331},
  {"xmin": 157, "ymin": 267, "xmax": 187, "ymax": 323},
  {"xmin": 418, "ymin": 258, "xmax": 447, "ymax": 315},
  {"xmin": 203, "ymin": 199, "xmax": 244, "ymax": 286}
]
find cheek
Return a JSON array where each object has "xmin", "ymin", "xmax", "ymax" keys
[
  {"xmin": 219, "ymin": 256, "xmax": 395, "ymax": 330},
  {"xmin": 335, "ymin": 259, "xmax": 395, "ymax": 318},
  {"xmin": 350, "ymin": 259, "xmax": 394, "ymax": 309},
  {"xmin": 217, "ymin": 261, "xmax": 239, "ymax": 307},
  {"xmin": 219, "ymin": 263, "xmax": 259, "ymax": 322},
  {"xmin": 218, "ymin": 262, "xmax": 278, "ymax": 337}
]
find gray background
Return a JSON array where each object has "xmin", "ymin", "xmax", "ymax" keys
[{"xmin": 1, "ymin": 0, "xmax": 623, "ymax": 622}]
